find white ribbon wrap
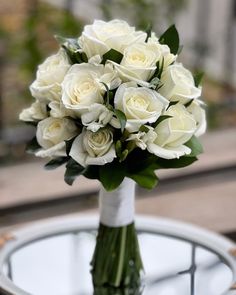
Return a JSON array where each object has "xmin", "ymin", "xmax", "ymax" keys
[{"xmin": 99, "ymin": 178, "xmax": 135, "ymax": 227}]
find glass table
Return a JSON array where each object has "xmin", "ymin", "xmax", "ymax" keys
[{"xmin": 0, "ymin": 216, "xmax": 236, "ymax": 295}]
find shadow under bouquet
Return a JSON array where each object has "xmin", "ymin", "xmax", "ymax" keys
[{"xmin": 20, "ymin": 19, "xmax": 206, "ymax": 290}]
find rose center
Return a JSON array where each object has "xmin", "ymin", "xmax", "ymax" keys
[
  {"xmin": 127, "ymin": 95, "xmax": 149, "ymax": 110},
  {"xmin": 91, "ymin": 132, "xmax": 107, "ymax": 145},
  {"xmin": 126, "ymin": 51, "xmax": 146, "ymax": 65},
  {"xmin": 72, "ymin": 80, "xmax": 96, "ymax": 104}
]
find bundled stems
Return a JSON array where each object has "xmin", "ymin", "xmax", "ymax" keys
[{"xmin": 91, "ymin": 222, "xmax": 143, "ymax": 289}]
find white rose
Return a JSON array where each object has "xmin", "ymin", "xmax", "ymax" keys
[
  {"xmin": 36, "ymin": 117, "xmax": 78, "ymax": 158},
  {"xmin": 127, "ymin": 126, "xmax": 157, "ymax": 150},
  {"xmin": 159, "ymin": 44, "xmax": 176, "ymax": 68},
  {"xmin": 147, "ymin": 104, "xmax": 197, "ymax": 159},
  {"xmin": 114, "ymin": 82, "xmax": 169, "ymax": 132},
  {"xmin": 30, "ymin": 49, "xmax": 71, "ymax": 102},
  {"xmin": 110, "ymin": 42, "xmax": 162, "ymax": 83},
  {"xmin": 147, "ymin": 38, "xmax": 176, "ymax": 68},
  {"xmin": 78, "ymin": 19, "xmax": 147, "ymax": 59},
  {"xmin": 61, "ymin": 63, "xmax": 120, "ymax": 114},
  {"xmin": 159, "ymin": 64, "xmax": 201, "ymax": 103},
  {"xmin": 81, "ymin": 103, "xmax": 114, "ymax": 132},
  {"xmin": 187, "ymin": 99, "xmax": 207, "ymax": 137},
  {"xmin": 19, "ymin": 100, "xmax": 47, "ymax": 122},
  {"xmin": 49, "ymin": 101, "xmax": 76, "ymax": 118},
  {"xmin": 70, "ymin": 128, "xmax": 116, "ymax": 166}
]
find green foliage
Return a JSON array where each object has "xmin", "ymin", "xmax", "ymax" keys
[
  {"xmin": 119, "ymin": 149, "xmax": 129, "ymax": 162},
  {"xmin": 151, "ymin": 58, "xmax": 165, "ymax": 81},
  {"xmin": 167, "ymin": 101, "xmax": 179, "ymax": 109},
  {"xmin": 114, "ymin": 109, "xmax": 127, "ymax": 133},
  {"xmin": 145, "ymin": 23, "xmax": 153, "ymax": 42},
  {"xmin": 64, "ymin": 158, "xmax": 85, "ymax": 185},
  {"xmin": 153, "ymin": 115, "xmax": 172, "ymax": 128},
  {"xmin": 101, "ymin": 49, "xmax": 123, "ymax": 65},
  {"xmin": 185, "ymin": 99, "xmax": 194, "ymax": 108},
  {"xmin": 115, "ymin": 140, "xmax": 123, "ymax": 158},
  {"xmin": 139, "ymin": 125, "xmax": 150, "ymax": 133},
  {"xmin": 83, "ymin": 165, "xmax": 100, "ymax": 179},
  {"xmin": 185, "ymin": 135, "xmax": 203, "ymax": 157},
  {"xmin": 99, "ymin": 161, "xmax": 125, "ymax": 191},
  {"xmin": 100, "ymin": 82, "xmax": 114, "ymax": 107},
  {"xmin": 65, "ymin": 137, "xmax": 76, "ymax": 156},
  {"xmin": 91, "ymin": 223, "xmax": 143, "ymax": 288},
  {"xmin": 157, "ymin": 156, "xmax": 198, "ymax": 169},
  {"xmin": 58, "ymin": 135, "xmax": 202, "ymax": 190},
  {"xmin": 149, "ymin": 77, "xmax": 161, "ymax": 89},
  {"xmin": 194, "ymin": 72, "xmax": 204, "ymax": 87},
  {"xmin": 26, "ymin": 137, "xmax": 41, "ymax": 154},
  {"xmin": 127, "ymin": 166, "xmax": 159, "ymax": 189},
  {"xmin": 159, "ymin": 25, "xmax": 180, "ymax": 55},
  {"xmin": 55, "ymin": 35, "xmax": 88, "ymax": 64},
  {"xmin": 124, "ymin": 149, "xmax": 159, "ymax": 189},
  {"xmin": 44, "ymin": 157, "xmax": 68, "ymax": 170}
]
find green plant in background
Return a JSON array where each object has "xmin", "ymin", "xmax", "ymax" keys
[
  {"xmin": 0, "ymin": 1, "xmax": 84, "ymax": 163},
  {"xmin": 100, "ymin": 0, "xmax": 187, "ymax": 31},
  {"xmin": 6, "ymin": 1, "xmax": 84, "ymax": 108},
  {"xmin": 18, "ymin": 1, "xmax": 83, "ymax": 78}
]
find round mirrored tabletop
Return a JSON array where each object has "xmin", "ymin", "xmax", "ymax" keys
[{"xmin": 0, "ymin": 216, "xmax": 236, "ymax": 295}]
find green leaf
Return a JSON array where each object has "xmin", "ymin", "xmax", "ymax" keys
[
  {"xmin": 149, "ymin": 77, "xmax": 160, "ymax": 89},
  {"xmin": 101, "ymin": 49, "xmax": 123, "ymax": 65},
  {"xmin": 99, "ymin": 162, "xmax": 125, "ymax": 191},
  {"xmin": 128, "ymin": 167, "xmax": 158, "ymax": 189},
  {"xmin": 185, "ymin": 99, "xmax": 194, "ymax": 108},
  {"xmin": 158, "ymin": 58, "xmax": 165, "ymax": 79},
  {"xmin": 185, "ymin": 135, "xmax": 203, "ymax": 157},
  {"xmin": 115, "ymin": 140, "xmax": 122, "ymax": 157},
  {"xmin": 151, "ymin": 58, "xmax": 165, "ymax": 81},
  {"xmin": 145, "ymin": 23, "xmax": 152, "ymax": 42},
  {"xmin": 157, "ymin": 156, "xmax": 198, "ymax": 169},
  {"xmin": 114, "ymin": 109, "xmax": 127, "ymax": 133},
  {"xmin": 26, "ymin": 137, "xmax": 41, "ymax": 154},
  {"xmin": 80, "ymin": 52, "xmax": 88, "ymax": 63},
  {"xmin": 44, "ymin": 157, "xmax": 68, "ymax": 170},
  {"xmin": 100, "ymin": 82, "xmax": 110, "ymax": 106},
  {"xmin": 64, "ymin": 158, "xmax": 85, "ymax": 185},
  {"xmin": 126, "ymin": 149, "xmax": 159, "ymax": 174},
  {"xmin": 139, "ymin": 125, "xmax": 150, "ymax": 133},
  {"xmin": 159, "ymin": 25, "xmax": 180, "ymax": 55},
  {"xmin": 153, "ymin": 115, "xmax": 172, "ymax": 128},
  {"xmin": 120, "ymin": 149, "xmax": 129, "ymax": 162},
  {"xmin": 194, "ymin": 72, "xmax": 204, "ymax": 87},
  {"xmin": 83, "ymin": 165, "xmax": 100, "ymax": 180},
  {"xmin": 54, "ymin": 35, "xmax": 80, "ymax": 49},
  {"xmin": 167, "ymin": 101, "xmax": 179, "ymax": 109},
  {"xmin": 65, "ymin": 137, "xmax": 76, "ymax": 157},
  {"xmin": 55, "ymin": 35, "xmax": 88, "ymax": 64}
]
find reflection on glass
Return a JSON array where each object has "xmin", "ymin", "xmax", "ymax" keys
[
  {"xmin": 3, "ymin": 231, "xmax": 233, "ymax": 295},
  {"xmin": 93, "ymin": 286, "xmax": 143, "ymax": 295}
]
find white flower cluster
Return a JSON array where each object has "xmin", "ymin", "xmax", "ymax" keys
[{"xmin": 20, "ymin": 19, "xmax": 206, "ymax": 168}]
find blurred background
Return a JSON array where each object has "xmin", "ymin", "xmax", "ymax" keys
[{"xmin": 0, "ymin": 0, "xmax": 235, "ymax": 239}]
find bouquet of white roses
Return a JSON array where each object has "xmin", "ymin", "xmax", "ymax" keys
[{"xmin": 20, "ymin": 19, "xmax": 206, "ymax": 290}]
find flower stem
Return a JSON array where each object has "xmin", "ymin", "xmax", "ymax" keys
[
  {"xmin": 114, "ymin": 226, "xmax": 127, "ymax": 286},
  {"xmin": 91, "ymin": 222, "xmax": 143, "ymax": 288}
]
